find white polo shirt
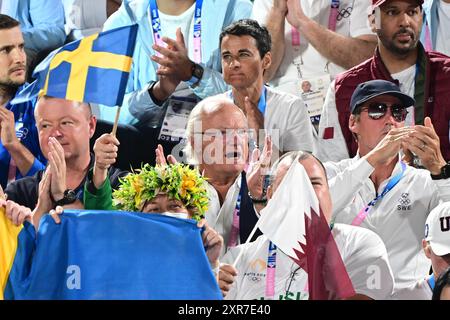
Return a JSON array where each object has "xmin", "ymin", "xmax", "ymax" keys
[
  {"xmin": 390, "ymin": 278, "xmax": 433, "ymax": 300},
  {"xmin": 224, "ymin": 86, "xmax": 315, "ymax": 153},
  {"xmin": 326, "ymin": 156, "xmax": 450, "ymax": 289},
  {"xmin": 252, "ymin": 0, "xmax": 374, "ymax": 89},
  {"xmin": 223, "ymin": 223, "xmax": 394, "ymax": 300}
]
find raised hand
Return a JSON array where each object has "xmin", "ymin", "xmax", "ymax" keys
[
  {"xmin": 93, "ymin": 133, "xmax": 120, "ymax": 188},
  {"xmin": 151, "ymin": 28, "xmax": 193, "ymax": 82},
  {"xmin": 1, "ymin": 198, "xmax": 32, "ymax": 226},
  {"xmin": 155, "ymin": 144, "xmax": 178, "ymax": 166},
  {"xmin": 403, "ymin": 117, "xmax": 446, "ymax": 174},
  {"xmin": 247, "ymin": 135, "xmax": 273, "ymax": 201},
  {"xmin": 365, "ymin": 127, "xmax": 413, "ymax": 167},
  {"xmin": 218, "ymin": 263, "xmax": 238, "ymax": 298},
  {"xmin": 286, "ymin": 0, "xmax": 307, "ymax": 29},
  {"xmin": 198, "ymin": 219, "xmax": 223, "ymax": 271},
  {"xmin": 47, "ymin": 137, "xmax": 67, "ymax": 202},
  {"xmin": 243, "ymin": 96, "xmax": 264, "ymax": 138},
  {"xmin": 0, "ymin": 106, "xmax": 18, "ymax": 149}
]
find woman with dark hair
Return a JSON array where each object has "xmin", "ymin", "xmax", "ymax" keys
[{"xmin": 432, "ymin": 266, "xmax": 450, "ymax": 300}]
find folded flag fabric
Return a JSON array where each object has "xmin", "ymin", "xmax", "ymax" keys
[
  {"xmin": 1, "ymin": 210, "xmax": 222, "ymax": 300},
  {"xmin": 257, "ymin": 161, "xmax": 355, "ymax": 300},
  {"xmin": 12, "ymin": 24, "xmax": 138, "ymax": 107}
]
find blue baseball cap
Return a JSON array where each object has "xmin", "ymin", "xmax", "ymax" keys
[
  {"xmin": 350, "ymin": 80, "xmax": 415, "ymax": 114},
  {"xmin": 372, "ymin": 0, "xmax": 423, "ymax": 9}
]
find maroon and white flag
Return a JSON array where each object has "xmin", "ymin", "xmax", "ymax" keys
[{"xmin": 257, "ymin": 161, "xmax": 355, "ymax": 300}]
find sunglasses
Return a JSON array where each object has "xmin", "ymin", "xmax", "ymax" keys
[{"xmin": 358, "ymin": 103, "xmax": 408, "ymax": 122}]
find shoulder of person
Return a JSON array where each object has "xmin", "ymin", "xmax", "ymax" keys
[{"xmin": 333, "ymin": 223, "xmax": 387, "ymax": 256}]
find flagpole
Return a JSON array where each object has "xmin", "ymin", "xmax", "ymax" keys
[
  {"xmin": 232, "ymin": 219, "xmax": 261, "ymax": 268},
  {"xmin": 111, "ymin": 106, "xmax": 122, "ymax": 137}
]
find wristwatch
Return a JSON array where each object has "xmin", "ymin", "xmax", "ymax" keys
[
  {"xmin": 248, "ymin": 192, "xmax": 267, "ymax": 204},
  {"xmin": 430, "ymin": 162, "xmax": 450, "ymax": 180},
  {"xmin": 185, "ymin": 62, "xmax": 204, "ymax": 88},
  {"xmin": 54, "ymin": 189, "xmax": 78, "ymax": 206}
]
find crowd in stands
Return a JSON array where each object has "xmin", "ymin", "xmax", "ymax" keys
[{"xmin": 1, "ymin": 0, "xmax": 450, "ymax": 300}]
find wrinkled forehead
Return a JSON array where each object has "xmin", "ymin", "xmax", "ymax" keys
[
  {"xmin": 201, "ymin": 103, "xmax": 247, "ymax": 129},
  {"xmin": 35, "ymin": 97, "xmax": 92, "ymax": 120}
]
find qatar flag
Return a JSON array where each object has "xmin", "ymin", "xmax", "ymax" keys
[{"xmin": 257, "ymin": 161, "xmax": 355, "ymax": 300}]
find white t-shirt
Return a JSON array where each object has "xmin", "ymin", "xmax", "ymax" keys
[
  {"xmin": 205, "ymin": 173, "xmax": 249, "ymax": 257},
  {"xmin": 224, "ymin": 87, "xmax": 315, "ymax": 153},
  {"xmin": 390, "ymin": 277, "xmax": 433, "ymax": 300},
  {"xmin": 252, "ymin": 0, "xmax": 374, "ymax": 92},
  {"xmin": 326, "ymin": 155, "xmax": 450, "ymax": 288},
  {"xmin": 158, "ymin": 2, "xmax": 197, "ymax": 60},
  {"xmin": 391, "ymin": 65, "xmax": 416, "ymax": 126},
  {"xmin": 222, "ymin": 224, "xmax": 394, "ymax": 300},
  {"xmin": 436, "ymin": 0, "xmax": 450, "ymax": 56}
]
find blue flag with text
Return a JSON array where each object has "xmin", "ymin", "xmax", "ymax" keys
[{"xmin": 2, "ymin": 210, "xmax": 222, "ymax": 300}]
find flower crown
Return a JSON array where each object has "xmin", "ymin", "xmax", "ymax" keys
[{"xmin": 112, "ymin": 163, "xmax": 209, "ymax": 221}]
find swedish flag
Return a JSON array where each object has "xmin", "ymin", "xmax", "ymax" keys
[
  {"xmin": 14, "ymin": 25, "xmax": 138, "ymax": 107},
  {"xmin": 1, "ymin": 211, "xmax": 222, "ymax": 300}
]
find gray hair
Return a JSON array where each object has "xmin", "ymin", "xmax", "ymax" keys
[{"xmin": 183, "ymin": 96, "xmax": 247, "ymax": 164}]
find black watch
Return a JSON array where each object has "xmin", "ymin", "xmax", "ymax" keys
[
  {"xmin": 185, "ymin": 63, "xmax": 204, "ymax": 88},
  {"xmin": 248, "ymin": 192, "xmax": 267, "ymax": 204},
  {"xmin": 54, "ymin": 189, "xmax": 78, "ymax": 206},
  {"xmin": 431, "ymin": 162, "xmax": 450, "ymax": 180}
]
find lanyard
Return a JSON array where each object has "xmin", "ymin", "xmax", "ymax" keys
[
  {"xmin": 228, "ymin": 87, "xmax": 267, "ymax": 115},
  {"xmin": 291, "ymin": 0, "xmax": 340, "ymax": 77},
  {"xmin": 227, "ymin": 192, "xmax": 241, "ymax": 249},
  {"xmin": 148, "ymin": 0, "xmax": 203, "ymax": 63},
  {"xmin": 423, "ymin": 19, "xmax": 433, "ymax": 51},
  {"xmin": 352, "ymin": 161, "xmax": 406, "ymax": 226},
  {"xmin": 427, "ymin": 274, "xmax": 435, "ymax": 290},
  {"xmin": 265, "ymin": 241, "xmax": 277, "ymax": 300}
]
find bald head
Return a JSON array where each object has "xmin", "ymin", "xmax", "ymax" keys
[
  {"xmin": 35, "ymin": 96, "xmax": 92, "ymax": 120},
  {"xmin": 34, "ymin": 96, "xmax": 96, "ymax": 164}
]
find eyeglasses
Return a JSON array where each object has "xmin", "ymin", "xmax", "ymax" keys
[
  {"xmin": 359, "ymin": 103, "xmax": 408, "ymax": 122},
  {"xmin": 193, "ymin": 128, "xmax": 249, "ymax": 139}
]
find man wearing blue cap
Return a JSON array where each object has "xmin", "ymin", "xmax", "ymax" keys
[
  {"xmin": 325, "ymin": 79, "xmax": 450, "ymax": 293},
  {"xmin": 317, "ymin": 0, "xmax": 450, "ymax": 165}
]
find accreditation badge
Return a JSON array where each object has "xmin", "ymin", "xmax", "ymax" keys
[
  {"xmin": 297, "ymin": 74, "xmax": 331, "ymax": 131},
  {"xmin": 158, "ymin": 92, "xmax": 199, "ymax": 142}
]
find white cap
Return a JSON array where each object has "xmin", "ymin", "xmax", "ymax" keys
[{"xmin": 425, "ymin": 202, "xmax": 450, "ymax": 256}]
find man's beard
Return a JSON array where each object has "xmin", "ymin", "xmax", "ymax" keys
[
  {"xmin": 0, "ymin": 78, "xmax": 24, "ymax": 89},
  {"xmin": 377, "ymin": 28, "xmax": 419, "ymax": 56}
]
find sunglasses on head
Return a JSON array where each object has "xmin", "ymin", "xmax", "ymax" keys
[{"xmin": 358, "ymin": 103, "xmax": 408, "ymax": 122}]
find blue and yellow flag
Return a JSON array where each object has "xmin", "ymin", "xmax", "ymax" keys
[
  {"xmin": 13, "ymin": 25, "xmax": 138, "ymax": 107},
  {"xmin": 1, "ymin": 210, "xmax": 222, "ymax": 300}
]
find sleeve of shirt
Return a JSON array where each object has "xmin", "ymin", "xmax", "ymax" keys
[
  {"xmin": 64, "ymin": 0, "xmax": 107, "ymax": 31},
  {"xmin": 24, "ymin": 158, "xmax": 46, "ymax": 178},
  {"xmin": 250, "ymin": 0, "xmax": 271, "ymax": 24},
  {"xmin": 343, "ymin": 227, "xmax": 395, "ymax": 300},
  {"xmin": 349, "ymin": 0, "xmax": 375, "ymax": 38},
  {"xmin": 83, "ymin": 169, "xmax": 114, "ymax": 210},
  {"xmin": 327, "ymin": 158, "xmax": 374, "ymax": 217},
  {"xmin": 190, "ymin": 64, "xmax": 231, "ymax": 99},
  {"xmin": 127, "ymin": 82, "xmax": 167, "ymax": 125},
  {"xmin": 430, "ymin": 177, "xmax": 450, "ymax": 204},
  {"xmin": 316, "ymin": 81, "xmax": 350, "ymax": 162},
  {"xmin": 281, "ymin": 96, "xmax": 315, "ymax": 153},
  {"xmin": 22, "ymin": 0, "xmax": 66, "ymax": 52}
]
